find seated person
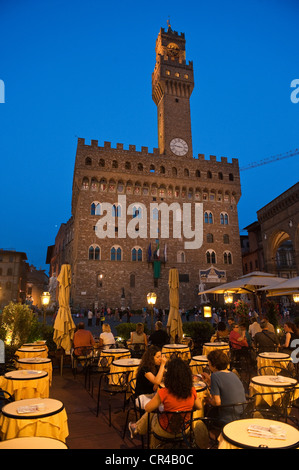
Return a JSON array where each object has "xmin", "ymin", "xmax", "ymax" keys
[
  {"xmin": 281, "ymin": 322, "xmax": 299, "ymax": 353},
  {"xmin": 211, "ymin": 321, "xmax": 229, "ymax": 342},
  {"xmin": 254, "ymin": 319, "xmax": 279, "ymax": 353},
  {"xmin": 128, "ymin": 357, "xmax": 209, "ymax": 449},
  {"xmin": 129, "ymin": 322, "xmax": 148, "ymax": 347},
  {"xmin": 73, "ymin": 322, "xmax": 95, "ymax": 356},
  {"xmin": 149, "ymin": 321, "xmax": 169, "ymax": 348},
  {"xmin": 135, "ymin": 345, "xmax": 167, "ymax": 408},
  {"xmin": 229, "ymin": 323, "xmax": 249, "ymax": 350},
  {"xmin": 202, "ymin": 350, "xmax": 246, "ymax": 425},
  {"xmin": 99, "ymin": 323, "xmax": 115, "ymax": 349}
]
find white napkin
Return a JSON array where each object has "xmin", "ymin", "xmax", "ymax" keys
[
  {"xmin": 247, "ymin": 424, "xmax": 286, "ymax": 440},
  {"xmin": 269, "ymin": 375, "xmax": 287, "ymax": 383}
]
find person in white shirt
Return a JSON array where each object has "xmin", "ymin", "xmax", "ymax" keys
[
  {"xmin": 249, "ymin": 317, "xmax": 262, "ymax": 339},
  {"xmin": 99, "ymin": 323, "xmax": 115, "ymax": 349}
]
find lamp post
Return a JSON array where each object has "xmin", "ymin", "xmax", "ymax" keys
[
  {"xmin": 147, "ymin": 292, "xmax": 157, "ymax": 333},
  {"xmin": 224, "ymin": 291, "xmax": 233, "ymax": 305},
  {"xmin": 41, "ymin": 291, "xmax": 51, "ymax": 325},
  {"xmin": 293, "ymin": 293, "xmax": 299, "ymax": 303}
]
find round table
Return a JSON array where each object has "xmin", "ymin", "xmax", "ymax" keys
[
  {"xmin": 0, "ymin": 436, "xmax": 68, "ymax": 449},
  {"xmin": 15, "ymin": 347, "xmax": 48, "ymax": 360},
  {"xmin": 189, "ymin": 355, "xmax": 208, "ymax": 374},
  {"xmin": 192, "ymin": 379, "xmax": 208, "ymax": 419},
  {"xmin": 218, "ymin": 418, "xmax": 299, "ymax": 449},
  {"xmin": 16, "ymin": 357, "xmax": 53, "ymax": 385},
  {"xmin": 0, "ymin": 369, "xmax": 50, "ymax": 400},
  {"xmin": 98, "ymin": 348, "xmax": 131, "ymax": 367},
  {"xmin": 0, "ymin": 398, "xmax": 69, "ymax": 443},
  {"xmin": 257, "ymin": 352, "xmax": 293, "ymax": 375},
  {"xmin": 110, "ymin": 358, "xmax": 141, "ymax": 384},
  {"xmin": 161, "ymin": 344, "xmax": 191, "ymax": 362},
  {"xmin": 202, "ymin": 342, "xmax": 230, "ymax": 356},
  {"xmin": 249, "ymin": 375, "xmax": 299, "ymax": 407}
]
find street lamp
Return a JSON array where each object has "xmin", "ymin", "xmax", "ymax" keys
[
  {"xmin": 224, "ymin": 291, "xmax": 233, "ymax": 304},
  {"xmin": 293, "ymin": 293, "xmax": 299, "ymax": 303},
  {"xmin": 147, "ymin": 292, "xmax": 157, "ymax": 332},
  {"xmin": 41, "ymin": 291, "xmax": 51, "ymax": 324}
]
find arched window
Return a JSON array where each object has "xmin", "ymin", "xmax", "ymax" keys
[
  {"xmin": 82, "ymin": 178, "xmax": 89, "ymax": 190},
  {"xmin": 184, "ymin": 168, "xmax": 189, "ymax": 177},
  {"xmin": 112, "ymin": 160, "xmax": 118, "ymax": 168},
  {"xmin": 132, "ymin": 248, "xmax": 142, "ymax": 262},
  {"xmin": 206, "ymin": 250, "xmax": 216, "ymax": 264},
  {"xmin": 125, "ymin": 161, "xmax": 131, "ymax": 170},
  {"xmin": 112, "ymin": 204, "xmax": 121, "ymax": 217},
  {"xmin": 160, "ymin": 165, "xmax": 165, "ymax": 174},
  {"xmin": 111, "ymin": 246, "xmax": 122, "ymax": 261},
  {"xmin": 195, "ymin": 170, "xmax": 201, "ymax": 178},
  {"xmin": 204, "ymin": 211, "xmax": 213, "ymax": 224},
  {"xmin": 207, "ymin": 170, "xmax": 212, "ymax": 179},
  {"xmin": 223, "ymin": 234, "xmax": 230, "ymax": 244},
  {"xmin": 91, "ymin": 202, "xmax": 101, "ymax": 216},
  {"xmin": 85, "ymin": 157, "xmax": 92, "ymax": 166},
  {"xmin": 138, "ymin": 163, "xmax": 143, "ymax": 171},
  {"xmin": 229, "ymin": 173, "xmax": 234, "ymax": 181},
  {"xmin": 99, "ymin": 158, "xmax": 105, "ymax": 167},
  {"xmin": 150, "ymin": 164, "xmax": 155, "ymax": 173},
  {"xmin": 172, "ymin": 167, "xmax": 177, "ymax": 176},
  {"xmin": 224, "ymin": 251, "xmax": 232, "ymax": 264},
  {"xmin": 152, "ymin": 208, "xmax": 159, "ymax": 221},
  {"xmin": 88, "ymin": 245, "xmax": 100, "ymax": 260},
  {"xmin": 218, "ymin": 172, "xmax": 223, "ymax": 180},
  {"xmin": 220, "ymin": 212, "xmax": 229, "ymax": 225},
  {"xmin": 207, "ymin": 233, "xmax": 214, "ymax": 243},
  {"xmin": 133, "ymin": 206, "xmax": 142, "ymax": 219}
]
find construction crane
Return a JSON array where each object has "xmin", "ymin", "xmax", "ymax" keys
[{"xmin": 240, "ymin": 148, "xmax": 299, "ymax": 171}]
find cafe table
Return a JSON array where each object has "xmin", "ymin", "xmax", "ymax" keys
[
  {"xmin": 249, "ymin": 375, "xmax": 299, "ymax": 407},
  {"xmin": 16, "ymin": 357, "xmax": 53, "ymax": 385},
  {"xmin": 161, "ymin": 344, "xmax": 191, "ymax": 362},
  {"xmin": 257, "ymin": 352, "xmax": 293, "ymax": 375},
  {"xmin": 0, "ymin": 369, "xmax": 50, "ymax": 400},
  {"xmin": 202, "ymin": 342, "xmax": 230, "ymax": 357},
  {"xmin": 0, "ymin": 436, "xmax": 68, "ymax": 449},
  {"xmin": 109, "ymin": 358, "xmax": 141, "ymax": 387},
  {"xmin": 218, "ymin": 418, "xmax": 299, "ymax": 449},
  {"xmin": 189, "ymin": 355, "xmax": 209, "ymax": 375},
  {"xmin": 15, "ymin": 346, "xmax": 48, "ymax": 360},
  {"xmin": 0, "ymin": 397, "xmax": 69, "ymax": 443},
  {"xmin": 192, "ymin": 379, "xmax": 208, "ymax": 420},
  {"xmin": 98, "ymin": 348, "xmax": 131, "ymax": 367}
]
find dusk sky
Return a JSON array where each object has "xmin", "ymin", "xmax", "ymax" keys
[{"xmin": 1, "ymin": 0, "xmax": 298, "ymax": 274}]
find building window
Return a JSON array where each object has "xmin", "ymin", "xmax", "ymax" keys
[
  {"xmin": 82, "ymin": 178, "xmax": 89, "ymax": 190},
  {"xmin": 229, "ymin": 173, "xmax": 234, "ymax": 181},
  {"xmin": 112, "ymin": 160, "xmax": 118, "ymax": 168},
  {"xmin": 91, "ymin": 202, "xmax": 101, "ymax": 215},
  {"xmin": 99, "ymin": 158, "xmax": 105, "ymax": 167},
  {"xmin": 166, "ymin": 70, "xmax": 171, "ymax": 76},
  {"xmin": 218, "ymin": 172, "xmax": 223, "ymax": 180},
  {"xmin": 85, "ymin": 157, "xmax": 92, "ymax": 165},
  {"xmin": 150, "ymin": 164, "xmax": 155, "ymax": 173},
  {"xmin": 204, "ymin": 211, "xmax": 213, "ymax": 224},
  {"xmin": 111, "ymin": 246, "xmax": 122, "ymax": 261},
  {"xmin": 220, "ymin": 212, "xmax": 229, "ymax": 225},
  {"xmin": 132, "ymin": 206, "xmax": 142, "ymax": 219},
  {"xmin": 207, "ymin": 233, "xmax": 214, "ymax": 243},
  {"xmin": 138, "ymin": 163, "xmax": 143, "ymax": 171},
  {"xmin": 207, "ymin": 171, "xmax": 212, "ymax": 179},
  {"xmin": 223, "ymin": 234, "xmax": 230, "ymax": 244},
  {"xmin": 177, "ymin": 251, "xmax": 185, "ymax": 263},
  {"xmin": 7, "ymin": 268, "xmax": 13, "ymax": 276},
  {"xmin": 132, "ymin": 248, "xmax": 142, "ymax": 262},
  {"xmin": 184, "ymin": 168, "xmax": 189, "ymax": 177},
  {"xmin": 195, "ymin": 170, "xmax": 201, "ymax": 178},
  {"xmin": 224, "ymin": 251, "xmax": 232, "ymax": 264},
  {"xmin": 206, "ymin": 250, "xmax": 216, "ymax": 264},
  {"xmin": 112, "ymin": 204, "xmax": 121, "ymax": 217},
  {"xmin": 160, "ymin": 165, "xmax": 165, "ymax": 174},
  {"xmin": 125, "ymin": 161, "xmax": 131, "ymax": 170},
  {"xmin": 89, "ymin": 245, "xmax": 100, "ymax": 260},
  {"xmin": 172, "ymin": 167, "xmax": 177, "ymax": 176}
]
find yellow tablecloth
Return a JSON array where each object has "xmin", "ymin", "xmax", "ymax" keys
[
  {"xmin": 98, "ymin": 348, "xmax": 131, "ymax": 367},
  {"xmin": 110, "ymin": 358, "xmax": 141, "ymax": 384},
  {"xmin": 257, "ymin": 352, "xmax": 293, "ymax": 375},
  {"xmin": 0, "ymin": 370, "xmax": 50, "ymax": 400},
  {"xmin": 16, "ymin": 357, "xmax": 53, "ymax": 385},
  {"xmin": 202, "ymin": 342, "xmax": 230, "ymax": 356},
  {"xmin": 218, "ymin": 418, "xmax": 299, "ymax": 449},
  {"xmin": 189, "ymin": 355, "xmax": 208, "ymax": 374},
  {"xmin": 162, "ymin": 344, "xmax": 191, "ymax": 362},
  {"xmin": 0, "ymin": 398, "xmax": 69, "ymax": 443},
  {"xmin": 15, "ymin": 347, "xmax": 48, "ymax": 359},
  {"xmin": 249, "ymin": 375, "xmax": 299, "ymax": 407},
  {"xmin": 193, "ymin": 381, "xmax": 208, "ymax": 419},
  {"xmin": 0, "ymin": 436, "xmax": 68, "ymax": 449}
]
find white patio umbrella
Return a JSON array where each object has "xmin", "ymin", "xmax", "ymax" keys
[
  {"xmin": 258, "ymin": 275, "xmax": 299, "ymax": 297},
  {"xmin": 198, "ymin": 271, "xmax": 286, "ymax": 312}
]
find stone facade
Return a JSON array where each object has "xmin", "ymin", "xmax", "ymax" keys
[{"xmin": 48, "ymin": 26, "xmax": 243, "ymax": 311}]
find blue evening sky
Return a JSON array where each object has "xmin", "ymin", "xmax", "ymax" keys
[{"xmin": 0, "ymin": 0, "xmax": 298, "ymax": 273}]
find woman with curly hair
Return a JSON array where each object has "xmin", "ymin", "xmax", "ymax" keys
[
  {"xmin": 134, "ymin": 345, "xmax": 167, "ymax": 408},
  {"xmin": 129, "ymin": 357, "xmax": 209, "ymax": 448}
]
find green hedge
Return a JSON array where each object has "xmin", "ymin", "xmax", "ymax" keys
[{"xmin": 183, "ymin": 321, "xmax": 214, "ymax": 345}]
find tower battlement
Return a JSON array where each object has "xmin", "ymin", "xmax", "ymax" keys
[{"xmin": 160, "ymin": 27, "xmax": 185, "ymax": 39}]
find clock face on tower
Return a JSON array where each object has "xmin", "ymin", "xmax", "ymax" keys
[{"xmin": 170, "ymin": 138, "xmax": 188, "ymax": 156}]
